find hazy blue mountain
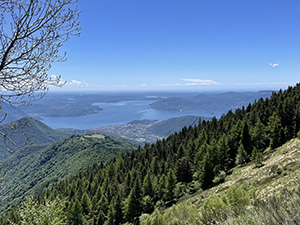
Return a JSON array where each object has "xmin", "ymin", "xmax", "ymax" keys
[
  {"xmin": 0, "ymin": 102, "xmax": 27, "ymax": 122},
  {"xmin": 150, "ymin": 90, "xmax": 273, "ymax": 115}
]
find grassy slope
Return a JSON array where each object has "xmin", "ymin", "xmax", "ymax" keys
[
  {"xmin": 141, "ymin": 138, "xmax": 300, "ymax": 224},
  {"xmin": 0, "ymin": 134, "xmax": 137, "ymax": 213}
]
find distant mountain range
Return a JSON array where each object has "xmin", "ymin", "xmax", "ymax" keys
[
  {"xmin": 1, "ymin": 90, "xmax": 274, "ymax": 121},
  {"xmin": 150, "ymin": 90, "xmax": 273, "ymax": 115}
]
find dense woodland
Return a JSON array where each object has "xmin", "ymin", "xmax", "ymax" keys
[{"xmin": 2, "ymin": 84, "xmax": 300, "ymax": 224}]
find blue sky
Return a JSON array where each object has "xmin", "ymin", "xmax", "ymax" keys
[{"xmin": 50, "ymin": 0, "xmax": 300, "ymax": 92}]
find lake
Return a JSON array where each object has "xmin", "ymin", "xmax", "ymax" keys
[{"xmin": 41, "ymin": 100, "xmax": 214, "ymax": 129}]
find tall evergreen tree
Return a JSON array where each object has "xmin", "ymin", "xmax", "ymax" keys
[
  {"xmin": 81, "ymin": 192, "xmax": 92, "ymax": 216},
  {"xmin": 268, "ymin": 112, "xmax": 282, "ymax": 149},
  {"xmin": 200, "ymin": 150, "xmax": 214, "ymax": 189},
  {"xmin": 217, "ymin": 134, "xmax": 230, "ymax": 170},
  {"xmin": 69, "ymin": 200, "xmax": 83, "ymax": 225},
  {"xmin": 251, "ymin": 118, "xmax": 267, "ymax": 150},
  {"xmin": 163, "ymin": 169, "xmax": 177, "ymax": 203},
  {"xmin": 235, "ymin": 143, "xmax": 248, "ymax": 165},
  {"xmin": 241, "ymin": 121, "xmax": 252, "ymax": 155},
  {"xmin": 142, "ymin": 171, "xmax": 154, "ymax": 197},
  {"xmin": 122, "ymin": 186, "xmax": 141, "ymax": 223},
  {"xmin": 175, "ymin": 157, "xmax": 193, "ymax": 183}
]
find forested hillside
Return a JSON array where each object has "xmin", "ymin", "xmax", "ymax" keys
[
  {"xmin": 0, "ymin": 134, "xmax": 137, "ymax": 213},
  {"xmin": 0, "ymin": 118, "xmax": 69, "ymax": 161},
  {"xmin": 141, "ymin": 138, "xmax": 300, "ymax": 224},
  {"xmin": 146, "ymin": 116, "xmax": 204, "ymax": 137},
  {"xmin": 2, "ymin": 84, "xmax": 300, "ymax": 224}
]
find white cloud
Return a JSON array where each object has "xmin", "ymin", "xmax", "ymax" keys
[
  {"xmin": 181, "ymin": 79, "xmax": 219, "ymax": 85},
  {"xmin": 140, "ymin": 84, "xmax": 147, "ymax": 87},
  {"xmin": 67, "ymin": 80, "xmax": 89, "ymax": 87},
  {"xmin": 269, "ymin": 63, "xmax": 279, "ymax": 68}
]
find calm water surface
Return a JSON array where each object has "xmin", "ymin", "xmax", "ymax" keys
[{"xmin": 41, "ymin": 100, "xmax": 214, "ymax": 129}]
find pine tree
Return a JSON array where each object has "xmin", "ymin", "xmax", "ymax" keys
[
  {"xmin": 177, "ymin": 144, "xmax": 185, "ymax": 158},
  {"xmin": 241, "ymin": 121, "xmax": 252, "ymax": 155},
  {"xmin": 142, "ymin": 171, "xmax": 154, "ymax": 197},
  {"xmin": 122, "ymin": 186, "xmax": 141, "ymax": 223},
  {"xmin": 235, "ymin": 143, "xmax": 248, "ymax": 165},
  {"xmin": 175, "ymin": 157, "xmax": 193, "ymax": 183},
  {"xmin": 163, "ymin": 169, "xmax": 177, "ymax": 203},
  {"xmin": 104, "ymin": 198, "xmax": 116, "ymax": 225},
  {"xmin": 81, "ymin": 192, "xmax": 92, "ymax": 216},
  {"xmin": 157, "ymin": 174, "xmax": 166, "ymax": 199},
  {"xmin": 217, "ymin": 134, "xmax": 230, "ymax": 170},
  {"xmin": 69, "ymin": 200, "xmax": 83, "ymax": 225},
  {"xmin": 268, "ymin": 112, "xmax": 281, "ymax": 149},
  {"xmin": 251, "ymin": 118, "xmax": 267, "ymax": 150},
  {"xmin": 251, "ymin": 147, "xmax": 263, "ymax": 167},
  {"xmin": 200, "ymin": 150, "xmax": 214, "ymax": 189}
]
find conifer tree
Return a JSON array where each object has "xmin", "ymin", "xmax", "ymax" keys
[
  {"xmin": 177, "ymin": 144, "xmax": 185, "ymax": 158},
  {"xmin": 235, "ymin": 143, "xmax": 248, "ymax": 165},
  {"xmin": 81, "ymin": 192, "xmax": 92, "ymax": 216},
  {"xmin": 122, "ymin": 186, "xmax": 141, "ymax": 223},
  {"xmin": 251, "ymin": 147, "xmax": 263, "ymax": 167},
  {"xmin": 104, "ymin": 197, "xmax": 116, "ymax": 225},
  {"xmin": 251, "ymin": 118, "xmax": 267, "ymax": 150},
  {"xmin": 69, "ymin": 200, "xmax": 83, "ymax": 225},
  {"xmin": 200, "ymin": 150, "xmax": 214, "ymax": 189},
  {"xmin": 163, "ymin": 169, "xmax": 177, "ymax": 203},
  {"xmin": 241, "ymin": 121, "xmax": 252, "ymax": 155},
  {"xmin": 150, "ymin": 157, "xmax": 159, "ymax": 175},
  {"xmin": 268, "ymin": 112, "xmax": 281, "ymax": 149},
  {"xmin": 157, "ymin": 174, "xmax": 166, "ymax": 199},
  {"xmin": 96, "ymin": 210, "xmax": 106, "ymax": 225},
  {"xmin": 217, "ymin": 134, "xmax": 230, "ymax": 170},
  {"xmin": 98, "ymin": 195, "xmax": 108, "ymax": 215},
  {"xmin": 142, "ymin": 171, "xmax": 154, "ymax": 197},
  {"xmin": 175, "ymin": 157, "xmax": 193, "ymax": 183}
]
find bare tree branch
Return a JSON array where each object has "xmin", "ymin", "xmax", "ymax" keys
[{"xmin": 0, "ymin": 0, "xmax": 81, "ymax": 149}]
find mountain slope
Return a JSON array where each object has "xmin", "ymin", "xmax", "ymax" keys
[
  {"xmin": 0, "ymin": 134, "xmax": 137, "ymax": 212},
  {"xmin": 141, "ymin": 138, "xmax": 300, "ymax": 224},
  {"xmin": 150, "ymin": 90, "xmax": 272, "ymax": 115},
  {"xmin": 146, "ymin": 115, "xmax": 205, "ymax": 137},
  {"xmin": 0, "ymin": 103, "xmax": 27, "ymax": 122},
  {"xmin": 1, "ymin": 84, "xmax": 300, "ymax": 224},
  {"xmin": 0, "ymin": 117, "xmax": 69, "ymax": 161}
]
